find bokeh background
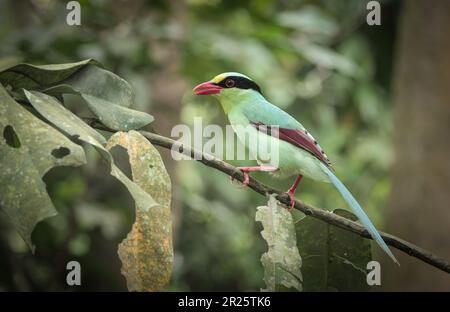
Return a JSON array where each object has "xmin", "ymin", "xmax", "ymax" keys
[{"xmin": 0, "ymin": 0, "xmax": 449, "ymax": 291}]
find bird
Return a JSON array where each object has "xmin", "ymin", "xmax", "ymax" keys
[{"xmin": 193, "ymin": 72, "xmax": 398, "ymax": 264}]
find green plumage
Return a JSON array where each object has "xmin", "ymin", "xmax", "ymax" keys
[
  {"xmin": 195, "ymin": 72, "xmax": 398, "ymax": 264},
  {"xmin": 215, "ymin": 85, "xmax": 329, "ymax": 181}
]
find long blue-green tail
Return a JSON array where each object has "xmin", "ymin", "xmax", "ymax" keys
[{"xmin": 321, "ymin": 164, "xmax": 399, "ymax": 265}]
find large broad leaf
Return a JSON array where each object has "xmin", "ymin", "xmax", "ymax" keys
[
  {"xmin": 0, "ymin": 59, "xmax": 153, "ymax": 131},
  {"xmin": 42, "ymin": 65, "xmax": 154, "ymax": 131},
  {"xmin": 295, "ymin": 209, "xmax": 371, "ymax": 291},
  {"xmin": 256, "ymin": 195, "xmax": 302, "ymax": 292},
  {"xmin": 106, "ymin": 131, "xmax": 172, "ymax": 292},
  {"xmin": 0, "ymin": 59, "xmax": 99, "ymax": 90},
  {"xmin": 0, "ymin": 84, "xmax": 86, "ymax": 250},
  {"xmin": 23, "ymin": 90, "xmax": 157, "ymax": 212}
]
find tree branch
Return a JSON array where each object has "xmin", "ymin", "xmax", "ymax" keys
[{"xmin": 88, "ymin": 119, "xmax": 450, "ymax": 274}]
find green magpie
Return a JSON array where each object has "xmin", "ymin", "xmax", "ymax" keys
[{"xmin": 193, "ymin": 72, "xmax": 398, "ymax": 264}]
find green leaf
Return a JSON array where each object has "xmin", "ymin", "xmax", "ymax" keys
[
  {"xmin": 42, "ymin": 65, "xmax": 154, "ymax": 131},
  {"xmin": 23, "ymin": 90, "xmax": 157, "ymax": 212},
  {"xmin": 106, "ymin": 131, "xmax": 173, "ymax": 292},
  {"xmin": 295, "ymin": 209, "xmax": 372, "ymax": 291},
  {"xmin": 256, "ymin": 195, "xmax": 302, "ymax": 292},
  {"xmin": 0, "ymin": 59, "xmax": 100, "ymax": 90},
  {"xmin": 0, "ymin": 59, "xmax": 153, "ymax": 131},
  {"xmin": 0, "ymin": 84, "xmax": 86, "ymax": 250}
]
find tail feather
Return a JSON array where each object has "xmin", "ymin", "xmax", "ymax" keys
[{"xmin": 321, "ymin": 164, "xmax": 399, "ymax": 265}]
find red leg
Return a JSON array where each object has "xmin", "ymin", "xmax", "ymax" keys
[
  {"xmin": 286, "ymin": 175, "xmax": 303, "ymax": 211},
  {"xmin": 234, "ymin": 165, "xmax": 278, "ymax": 186}
]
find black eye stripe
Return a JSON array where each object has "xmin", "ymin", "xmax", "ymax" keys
[{"xmin": 216, "ymin": 76, "xmax": 262, "ymax": 94}]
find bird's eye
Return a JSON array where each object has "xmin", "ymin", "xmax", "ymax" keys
[{"xmin": 225, "ymin": 78, "xmax": 235, "ymax": 88}]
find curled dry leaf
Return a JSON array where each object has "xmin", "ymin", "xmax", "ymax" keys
[{"xmin": 106, "ymin": 131, "xmax": 173, "ymax": 292}]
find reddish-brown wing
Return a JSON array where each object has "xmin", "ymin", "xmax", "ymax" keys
[{"xmin": 251, "ymin": 122, "xmax": 332, "ymax": 168}]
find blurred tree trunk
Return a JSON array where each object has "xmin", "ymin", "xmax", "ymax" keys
[
  {"xmin": 147, "ymin": 0, "xmax": 187, "ymax": 245},
  {"xmin": 383, "ymin": 0, "xmax": 450, "ymax": 290}
]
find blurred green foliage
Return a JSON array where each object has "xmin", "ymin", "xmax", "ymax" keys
[{"xmin": 0, "ymin": 0, "xmax": 399, "ymax": 291}]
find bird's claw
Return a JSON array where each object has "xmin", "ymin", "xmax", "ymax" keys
[
  {"xmin": 285, "ymin": 191, "xmax": 296, "ymax": 212},
  {"xmin": 242, "ymin": 171, "xmax": 250, "ymax": 186},
  {"xmin": 229, "ymin": 168, "xmax": 250, "ymax": 187}
]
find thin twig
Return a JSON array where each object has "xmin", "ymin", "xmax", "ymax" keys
[{"xmin": 87, "ymin": 118, "xmax": 450, "ymax": 274}]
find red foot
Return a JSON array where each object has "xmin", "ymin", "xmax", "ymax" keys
[
  {"xmin": 286, "ymin": 190, "xmax": 296, "ymax": 212},
  {"xmin": 284, "ymin": 175, "xmax": 303, "ymax": 212},
  {"xmin": 231, "ymin": 165, "xmax": 278, "ymax": 187},
  {"xmin": 242, "ymin": 170, "xmax": 250, "ymax": 186}
]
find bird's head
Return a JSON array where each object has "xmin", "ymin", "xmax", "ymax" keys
[{"xmin": 193, "ymin": 72, "xmax": 262, "ymax": 101}]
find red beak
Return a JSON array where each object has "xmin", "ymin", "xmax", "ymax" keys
[{"xmin": 193, "ymin": 81, "xmax": 222, "ymax": 95}]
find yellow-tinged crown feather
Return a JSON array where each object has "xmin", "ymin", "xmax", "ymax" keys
[{"xmin": 210, "ymin": 72, "xmax": 252, "ymax": 84}]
